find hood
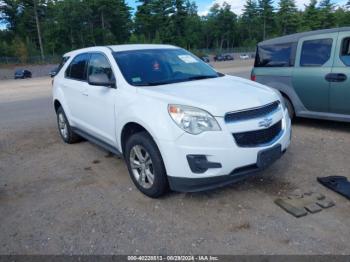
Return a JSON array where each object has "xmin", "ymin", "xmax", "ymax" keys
[{"xmin": 137, "ymin": 75, "xmax": 279, "ymax": 117}]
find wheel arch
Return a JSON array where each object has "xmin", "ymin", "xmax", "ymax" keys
[
  {"xmin": 54, "ymin": 99, "xmax": 62, "ymax": 113},
  {"xmin": 120, "ymin": 122, "xmax": 156, "ymax": 155}
]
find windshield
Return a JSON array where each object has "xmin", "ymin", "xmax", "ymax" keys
[{"xmin": 113, "ymin": 49, "xmax": 221, "ymax": 86}]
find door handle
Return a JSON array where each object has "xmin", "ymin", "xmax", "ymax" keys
[
  {"xmin": 325, "ymin": 73, "xmax": 347, "ymax": 82},
  {"xmin": 82, "ymin": 92, "xmax": 88, "ymax": 96}
]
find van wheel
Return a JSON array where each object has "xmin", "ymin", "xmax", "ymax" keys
[
  {"xmin": 56, "ymin": 106, "xmax": 81, "ymax": 144},
  {"xmin": 283, "ymin": 96, "xmax": 294, "ymax": 120},
  {"xmin": 125, "ymin": 131, "xmax": 168, "ymax": 198}
]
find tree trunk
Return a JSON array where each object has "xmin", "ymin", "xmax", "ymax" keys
[
  {"xmin": 33, "ymin": 0, "xmax": 44, "ymax": 60},
  {"xmin": 263, "ymin": 16, "xmax": 266, "ymax": 40},
  {"xmin": 220, "ymin": 38, "xmax": 224, "ymax": 51},
  {"xmin": 101, "ymin": 11, "xmax": 105, "ymax": 44},
  {"xmin": 70, "ymin": 27, "xmax": 74, "ymax": 49}
]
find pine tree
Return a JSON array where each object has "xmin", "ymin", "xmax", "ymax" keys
[
  {"xmin": 302, "ymin": 0, "xmax": 321, "ymax": 30},
  {"xmin": 241, "ymin": 0, "xmax": 259, "ymax": 41},
  {"xmin": 134, "ymin": 0, "xmax": 154, "ymax": 41},
  {"xmin": 258, "ymin": 0, "xmax": 274, "ymax": 40},
  {"xmin": 277, "ymin": 0, "xmax": 299, "ymax": 35},
  {"xmin": 135, "ymin": 0, "xmax": 174, "ymax": 43},
  {"xmin": 319, "ymin": 0, "xmax": 335, "ymax": 28}
]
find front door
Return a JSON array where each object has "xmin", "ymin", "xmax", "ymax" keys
[
  {"xmin": 292, "ymin": 34, "xmax": 338, "ymax": 113},
  {"xmin": 329, "ymin": 32, "xmax": 350, "ymax": 115},
  {"xmin": 82, "ymin": 53, "xmax": 117, "ymax": 146}
]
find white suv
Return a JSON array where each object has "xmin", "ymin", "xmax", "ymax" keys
[{"xmin": 53, "ymin": 44, "xmax": 291, "ymax": 198}]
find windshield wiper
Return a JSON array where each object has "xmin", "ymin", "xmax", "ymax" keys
[
  {"xmin": 134, "ymin": 79, "xmax": 181, "ymax": 86},
  {"xmin": 134, "ymin": 74, "xmax": 223, "ymax": 86},
  {"xmin": 186, "ymin": 75, "xmax": 219, "ymax": 81}
]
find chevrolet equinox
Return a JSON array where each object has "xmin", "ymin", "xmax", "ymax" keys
[{"xmin": 53, "ymin": 44, "xmax": 292, "ymax": 198}]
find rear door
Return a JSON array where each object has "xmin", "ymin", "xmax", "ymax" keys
[
  {"xmin": 292, "ymin": 33, "xmax": 337, "ymax": 112},
  {"xmin": 63, "ymin": 53, "xmax": 90, "ymax": 127},
  {"xmin": 329, "ymin": 32, "xmax": 350, "ymax": 115}
]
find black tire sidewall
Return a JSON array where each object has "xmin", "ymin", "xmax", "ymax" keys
[{"xmin": 125, "ymin": 132, "xmax": 168, "ymax": 198}]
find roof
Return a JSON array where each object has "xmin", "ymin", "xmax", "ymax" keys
[
  {"xmin": 64, "ymin": 44, "xmax": 179, "ymax": 57},
  {"xmin": 259, "ymin": 27, "xmax": 350, "ymax": 46}
]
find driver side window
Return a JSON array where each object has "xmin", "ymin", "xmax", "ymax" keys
[{"xmin": 88, "ymin": 53, "xmax": 114, "ymax": 82}]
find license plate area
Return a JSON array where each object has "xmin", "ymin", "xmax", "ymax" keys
[{"xmin": 257, "ymin": 144, "xmax": 282, "ymax": 169}]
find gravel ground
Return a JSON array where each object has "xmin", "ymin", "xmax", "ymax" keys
[{"xmin": 0, "ymin": 60, "xmax": 350, "ymax": 255}]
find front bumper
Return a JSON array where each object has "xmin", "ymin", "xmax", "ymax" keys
[
  {"xmin": 157, "ymin": 108, "xmax": 291, "ymax": 192},
  {"xmin": 168, "ymin": 147, "xmax": 286, "ymax": 192}
]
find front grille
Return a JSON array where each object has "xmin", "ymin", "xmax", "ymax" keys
[
  {"xmin": 233, "ymin": 120, "xmax": 282, "ymax": 147},
  {"xmin": 225, "ymin": 101, "xmax": 280, "ymax": 122}
]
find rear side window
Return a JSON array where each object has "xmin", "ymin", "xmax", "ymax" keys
[
  {"xmin": 65, "ymin": 53, "xmax": 89, "ymax": 81},
  {"xmin": 254, "ymin": 43, "xmax": 294, "ymax": 67},
  {"xmin": 57, "ymin": 56, "xmax": 69, "ymax": 74},
  {"xmin": 300, "ymin": 38, "xmax": 333, "ymax": 67},
  {"xmin": 340, "ymin": 37, "xmax": 350, "ymax": 66}
]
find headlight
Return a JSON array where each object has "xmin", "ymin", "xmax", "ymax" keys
[
  {"xmin": 272, "ymin": 89, "xmax": 286, "ymax": 111},
  {"xmin": 168, "ymin": 105, "xmax": 221, "ymax": 135}
]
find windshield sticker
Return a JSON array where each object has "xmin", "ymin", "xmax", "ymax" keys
[
  {"xmin": 178, "ymin": 55, "xmax": 198, "ymax": 63},
  {"xmin": 132, "ymin": 77, "xmax": 141, "ymax": 83},
  {"xmin": 152, "ymin": 61, "xmax": 160, "ymax": 71}
]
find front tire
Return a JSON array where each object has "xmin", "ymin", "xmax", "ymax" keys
[
  {"xmin": 56, "ymin": 106, "xmax": 81, "ymax": 144},
  {"xmin": 125, "ymin": 131, "xmax": 168, "ymax": 198}
]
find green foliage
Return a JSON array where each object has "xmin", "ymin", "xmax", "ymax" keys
[
  {"xmin": 1, "ymin": 0, "xmax": 350, "ymax": 62},
  {"xmin": 319, "ymin": 0, "xmax": 336, "ymax": 28},
  {"xmin": 12, "ymin": 36, "xmax": 28, "ymax": 63},
  {"xmin": 277, "ymin": 0, "xmax": 300, "ymax": 35},
  {"xmin": 258, "ymin": 0, "xmax": 275, "ymax": 40},
  {"xmin": 302, "ymin": 0, "xmax": 321, "ymax": 30},
  {"xmin": 241, "ymin": 0, "xmax": 260, "ymax": 43},
  {"xmin": 1, "ymin": 0, "xmax": 132, "ymax": 58}
]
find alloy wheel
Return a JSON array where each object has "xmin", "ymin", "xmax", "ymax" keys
[
  {"xmin": 58, "ymin": 113, "xmax": 68, "ymax": 139},
  {"xmin": 129, "ymin": 145, "xmax": 154, "ymax": 189}
]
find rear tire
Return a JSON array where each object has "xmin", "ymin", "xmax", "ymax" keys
[
  {"xmin": 56, "ymin": 106, "xmax": 81, "ymax": 144},
  {"xmin": 125, "ymin": 131, "xmax": 168, "ymax": 198}
]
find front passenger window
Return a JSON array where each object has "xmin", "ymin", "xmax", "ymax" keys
[
  {"xmin": 340, "ymin": 38, "xmax": 350, "ymax": 66},
  {"xmin": 88, "ymin": 53, "xmax": 114, "ymax": 82}
]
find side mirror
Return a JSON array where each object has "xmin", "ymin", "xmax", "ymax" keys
[
  {"xmin": 50, "ymin": 71, "xmax": 57, "ymax": 78},
  {"xmin": 88, "ymin": 73, "xmax": 116, "ymax": 88}
]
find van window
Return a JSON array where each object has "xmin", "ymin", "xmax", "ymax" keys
[
  {"xmin": 254, "ymin": 43, "xmax": 294, "ymax": 67},
  {"xmin": 300, "ymin": 38, "xmax": 332, "ymax": 67},
  {"xmin": 340, "ymin": 37, "xmax": 350, "ymax": 66},
  {"xmin": 65, "ymin": 53, "xmax": 89, "ymax": 81}
]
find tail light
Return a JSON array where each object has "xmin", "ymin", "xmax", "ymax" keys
[{"xmin": 251, "ymin": 74, "xmax": 256, "ymax": 81}]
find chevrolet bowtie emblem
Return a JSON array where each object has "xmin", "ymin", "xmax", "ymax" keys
[{"xmin": 259, "ymin": 118, "xmax": 273, "ymax": 128}]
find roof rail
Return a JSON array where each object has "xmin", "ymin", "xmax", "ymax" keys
[{"xmin": 105, "ymin": 46, "xmax": 113, "ymax": 52}]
